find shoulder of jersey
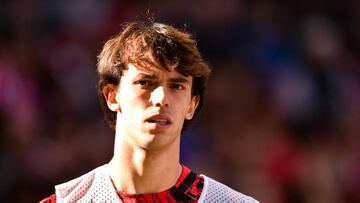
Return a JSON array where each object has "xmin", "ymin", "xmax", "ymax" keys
[{"xmin": 199, "ymin": 175, "xmax": 259, "ymax": 203}]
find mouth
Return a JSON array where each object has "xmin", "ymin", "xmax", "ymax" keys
[{"xmin": 145, "ymin": 115, "xmax": 172, "ymax": 125}]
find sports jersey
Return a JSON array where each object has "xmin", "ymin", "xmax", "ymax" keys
[{"xmin": 40, "ymin": 164, "xmax": 258, "ymax": 203}]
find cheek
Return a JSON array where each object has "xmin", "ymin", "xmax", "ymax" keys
[
  {"xmin": 120, "ymin": 91, "xmax": 150, "ymax": 113},
  {"xmin": 175, "ymin": 95, "xmax": 192, "ymax": 113}
]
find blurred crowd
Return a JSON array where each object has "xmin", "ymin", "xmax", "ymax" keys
[{"xmin": 1, "ymin": 0, "xmax": 360, "ymax": 202}]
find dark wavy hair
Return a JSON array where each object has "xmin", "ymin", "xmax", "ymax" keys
[{"xmin": 97, "ymin": 21, "xmax": 211, "ymax": 130}]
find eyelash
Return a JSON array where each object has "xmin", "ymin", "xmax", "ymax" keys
[
  {"xmin": 134, "ymin": 80, "xmax": 185, "ymax": 90},
  {"xmin": 170, "ymin": 83, "xmax": 184, "ymax": 90},
  {"xmin": 134, "ymin": 80, "xmax": 154, "ymax": 87}
]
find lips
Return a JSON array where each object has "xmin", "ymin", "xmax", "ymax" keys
[{"xmin": 145, "ymin": 114, "xmax": 172, "ymax": 125}]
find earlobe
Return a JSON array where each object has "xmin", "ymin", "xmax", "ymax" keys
[
  {"xmin": 185, "ymin": 96, "xmax": 200, "ymax": 120},
  {"xmin": 103, "ymin": 85, "xmax": 121, "ymax": 112}
]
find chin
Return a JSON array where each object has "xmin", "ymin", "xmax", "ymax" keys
[{"xmin": 139, "ymin": 131, "xmax": 179, "ymax": 151}]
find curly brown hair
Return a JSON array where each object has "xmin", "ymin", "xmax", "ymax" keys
[{"xmin": 97, "ymin": 21, "xmax": 211, "ymax": 130}]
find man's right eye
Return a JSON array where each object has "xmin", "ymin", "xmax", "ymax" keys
[{"xmin": 134, "ymin": 80, "xmax": 154, "ymax": 87}]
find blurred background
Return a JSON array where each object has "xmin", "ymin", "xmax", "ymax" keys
[{"xmin": 1, "ymin": 0, "xmax": 360, "ymax": 202}]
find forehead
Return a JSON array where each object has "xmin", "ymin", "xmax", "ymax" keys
[{"xmin": 125, "ymin": 63, "xmax": 192, "ymax": 81}]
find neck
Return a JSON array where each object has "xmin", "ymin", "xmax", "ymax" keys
[{"xmin": 108, "ymin": 129, "xmax": 182, "ymax": 194}]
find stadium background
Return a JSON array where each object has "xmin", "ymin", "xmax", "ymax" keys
[{"xmin": 1, "ymin": 0, "xmax": 360, "ymax": 202}]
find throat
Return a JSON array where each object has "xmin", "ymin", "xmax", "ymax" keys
[{"xmin": 108, "ymin": 158, "xmax": 182, "ymax": 194}]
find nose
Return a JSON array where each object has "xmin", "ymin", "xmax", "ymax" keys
[{"xmin": 151, "ymin": 86, "xmax": 169, "ymax": 108}]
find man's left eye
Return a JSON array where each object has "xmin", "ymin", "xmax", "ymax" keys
[{"xmin": 170, "ymin": 84, "xmax": 184, "ymax": 90}]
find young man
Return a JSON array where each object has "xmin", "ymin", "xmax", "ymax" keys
[{"xmin": 41, "ymin": 21, "xmax": 258, "ymax": 203}]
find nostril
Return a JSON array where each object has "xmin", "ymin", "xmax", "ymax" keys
[{"xmin": 155, "ymin": 102, "xmax": 169, "ymax": 108}]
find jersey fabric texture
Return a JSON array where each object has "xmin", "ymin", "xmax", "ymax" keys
[
  {"xmin": 40, "ymin": 164, "xmax": 259, "ymax": 203},
  {"xmin": 116, "ymin": 165, "xmax": 203, "ymax": 202}
]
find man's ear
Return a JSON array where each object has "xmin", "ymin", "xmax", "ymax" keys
[
  {"xmin": 103, "ymin": 84, "xmax": 121, "ymax": 112},
  {"xmin": 185, "ymin": 95, "xmax": 200, "ymax": 120}
]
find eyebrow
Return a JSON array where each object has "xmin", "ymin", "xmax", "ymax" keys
[
  {"xmin": 136, "ymin": 73, "xmax": 190, "ymax": 84},
  {"xmin": 169, "ymin": 77, "xmax": 190, "ymax": 84},
  {"xmin": 137, "ymin": 73, "xmax": 157, "ymax": 79}
]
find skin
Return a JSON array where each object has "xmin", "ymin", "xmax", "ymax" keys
[{"xmin": 103, "ymin": 62, "xmax": 200, "ymax": 194}]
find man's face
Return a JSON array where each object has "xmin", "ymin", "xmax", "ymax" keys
[{"xmin": 111, "ymin": 63, "xmax": 199, "ymax": 150}]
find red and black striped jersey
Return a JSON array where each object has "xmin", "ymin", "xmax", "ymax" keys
[{"xmin": 40, "ymin": 165, "xmax": 203, "ymax": 203}]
